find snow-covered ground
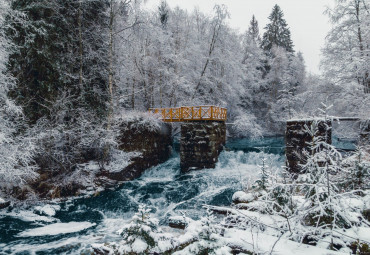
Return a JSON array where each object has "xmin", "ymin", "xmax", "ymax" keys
[{"xmin": 1, "ymin": 139, "xmax": 368, "ymax": 254}]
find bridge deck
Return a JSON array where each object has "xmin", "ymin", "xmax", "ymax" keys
[{"xmin": 149, "ymin": 105, "xmax": 227, "ymax": 122}]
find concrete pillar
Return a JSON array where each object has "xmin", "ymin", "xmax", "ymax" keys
[
  {"xmin": 180, "ymin": 121, "xmax": 226, "ymax": 172},
  {"xmin": 286, "ymin": 119, "xmax": 332, "ymax": 174}
]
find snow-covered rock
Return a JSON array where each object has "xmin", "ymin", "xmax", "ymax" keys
[
  {"xmin": 0, "ymin": 197, "xmax": 10, "ymax": 209},
  {"xmin": 18, "ymin": 221, "xmax": 96, "ymax": 237},
  {"xmin": 232, "ymin": 191, "xmax": 255, "ymax": 204},
  {"xmin": 34, "ymin": 204, "xmax": 61, "ymax": 217},
  {"xmin": 168, "ymin": 215, "xmax": 192, "ymax": 229}
]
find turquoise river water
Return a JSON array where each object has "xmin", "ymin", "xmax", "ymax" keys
[{"xmin": 0, "ymin": 137, "xmax": 354, "ymax": 254}]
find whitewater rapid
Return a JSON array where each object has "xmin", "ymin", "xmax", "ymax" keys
[{"xmin": 0, "ymin": 138, "xmax": 285, "ymax": 254}]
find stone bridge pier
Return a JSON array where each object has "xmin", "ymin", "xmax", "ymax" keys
[
  {"xmin": 180, "ymin": 121, "xmax": 226, "ymax": 172},
  {"xmin": 286, "ymin": 119, "xmax": 332, "ymax": 174},
  {"xmin": 149, "ymin": 105, "xmax": 228, "ymax": 172}
]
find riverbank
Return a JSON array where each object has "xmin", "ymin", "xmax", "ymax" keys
[{"xmin": 0, "ymin": 113, "xmax": 173, "ymax": 206}]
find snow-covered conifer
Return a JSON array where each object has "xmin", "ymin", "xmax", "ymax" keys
[
  {"xmin": 261, "ymin": 4, "xmax": 294, "ymax": 53},
  {"xmin": 117, "ymin": 204, "xmax": 160, "ymax": 254},
  {"xmin": 175, "ymin": 209, "xmax": 230, "ymax": 255}
]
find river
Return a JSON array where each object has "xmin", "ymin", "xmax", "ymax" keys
[{"xmin": 0, "ymin": 136, "xmax": 354, "ymax": 254}]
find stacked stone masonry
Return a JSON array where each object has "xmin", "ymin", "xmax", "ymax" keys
[
  {"xmin": 286, "ymin": 119, "xmax": 332, "ymax": 174},
  {"xmin": 360, "ymin": 120, "xmax": 370, "ymax": 153},
  {"xmin": 180, "ymin": 121, "xmax": 226, "ymax": 172},
  {"xmin": 104, "ymin": 122, "xmax": 172, "ymax": 181}
]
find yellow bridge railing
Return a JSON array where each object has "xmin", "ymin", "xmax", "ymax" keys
[{"xmin": 149, "ymin": 106, "xmax": 227, "ymax": 122}]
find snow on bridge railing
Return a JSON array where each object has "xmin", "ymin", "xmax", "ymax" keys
[{"xmin": 149, "ymin": 105, "xmax": 227, "ymax": 122}]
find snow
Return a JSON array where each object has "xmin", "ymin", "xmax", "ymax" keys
[
  {"xmin": 287, "ymin": 117, "xmax": 326, "ymax": 122},
  {"xmin": 130, "ymin": 238, "xmax": 148, "ymax": 253},
  {"xmin": 223, "ymin": 228, "xmax": 349, "ymax": 255},
  {"xmin": 0, "ymin": 197, "xmax": 5, "ymax": 203},
  {"xmin": 34, "ymin": 204, "xmax": 61, "ymax": 217},
  {"xmin": 168, "ymin": 215, "xmax": 192, "ymax": 226},
  {"xmin": 232, "ymin": 191, "xmax": 255, "ymax": 203},
  {"xmin": 106, "ymin": 150, "xmax": 142, "ymax": 173},
  {"xmin": 1, "ymin": 210, "xmax": 57, "ymax": 223},
  {"xmin": 346, "ymin": 197, "xmax": 365, "ymax": 210},
  {"xmin": 18, "ymin": 222, "xmax": 96, "ymax": 237}
]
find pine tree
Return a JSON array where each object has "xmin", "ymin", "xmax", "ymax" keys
[
  {"xmin": 117, "ymin": 204, "xmax": 160, "ymax": 254},
  {"xmin": 6, "ymin": 0, "xmax": 112, "ymax": 172},
  {"xmin": 261, "ymin": 4, "xmax": 294, "ymax": 53},
  {"xmin": 158, "ymin": 0, "xmax": 169, "ymax": 27},
  {"xmin": 247, "ymin": 15, "xmax": 261, "ymax": 45},
  {"xmin": 8, "ymin": 0, "xmax": 109, "ymax": 124}
]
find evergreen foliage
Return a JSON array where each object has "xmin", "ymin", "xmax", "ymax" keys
[
  {"xmin": 256, "ymin": 152, "xmax": 269, "ymax": 190},
  {"xmin": 158, "ymin": 0, "xmax": 169, "ymax": 27},
  {"xmin": 261, "ymin": 4, "xmax": 294, "ymax": 53},
  {"xmin": 177, "ymin": 209, "xmax": 230, "ymax": 255},
  {"xmin": 117, "ymin": 204, "xmax": 160, "ymax": 254},
  {"xmin": 7, "ymin": 0, "xmax": 109, "ymax": 124},
  {"xmin": 247, "ymin": 15, "xmax": 261, "ymax": 45}
]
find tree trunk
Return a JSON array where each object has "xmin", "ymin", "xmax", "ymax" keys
[
  {"xmin": 107, "ymin": 1, "xmax": 115, "ymax": 128},
  {"xmin": 78, "ymin": 1, "xmax": 83, "ymax": 93},
  {"xmin": 132, "ymin": 78, "xmax": 135, "ymax": 109}
]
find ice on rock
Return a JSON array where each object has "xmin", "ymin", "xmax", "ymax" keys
[{"xmin": 18, "ymin": 222, "xmax": 96, "ymax": 237}]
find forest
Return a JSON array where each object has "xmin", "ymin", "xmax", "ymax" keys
[{"xmin": 0, "ymin": 0, "xmax": 369, "ymax": 254}]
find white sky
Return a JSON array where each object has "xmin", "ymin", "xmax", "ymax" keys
[{"xmin": 144, "ymin": 0, "xmax": 335, "ymax": 74}]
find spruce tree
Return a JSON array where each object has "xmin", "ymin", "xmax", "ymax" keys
[
  {"xmin": 247, "ymin": 15, "xmax": 261, "ymax": 44},
  {"xmin": 7, "ymin": 0, "xmax": 111, "ymax": 172},
  {"xmin": 261, "ymin": 4, "xmax": 294, "ymax": 53},
  {"xmin": 7, "ymin": 0, "xmax": 109, "ymax": 124},
  {"xmin": 158, "ymin": 0, "xmax": 169, "ymax": 27}
]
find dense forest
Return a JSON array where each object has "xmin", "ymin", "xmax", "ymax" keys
[
  {"xmin": 0, "ymin": 0, "xmax": 369, "ymax": 253},
  {"xmin": 1, "ymin": 0, "xmax": 368, "ymax": 185}
]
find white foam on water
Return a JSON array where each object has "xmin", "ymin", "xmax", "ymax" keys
[
  {"xmin": 4, "ymin": 235, "xmax": 99, "ymax": 254},
  {"xmin": 1, "ymin": 210, "xmax": 57, "ymax": 223},
  {"xmin": 136, "ymin": 150, "xmax": 284, "ymax": 219},
  {"xmin": 18, "ymin": 221, "xmax": 96, "ymax": 237},
  {"xmin": 140, "ymin": 156, "xmax": 181, "ymax": 182},
  {"xmin": 2, "ymin": 149, "xmax": 285, "ymax": 254}
]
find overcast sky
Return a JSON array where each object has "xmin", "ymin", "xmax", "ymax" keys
[{"xmin": 144, "ymin": 0, "xmax": 335, "ymax": 74}]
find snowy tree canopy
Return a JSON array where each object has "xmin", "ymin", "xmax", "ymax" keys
[
  {"xmin": 321, "ymin": 0, "xmax": 370, "ymax": 93},
  {"xmin": 261, "ymin": 4, "xmax": 294, "ymax": 53}
]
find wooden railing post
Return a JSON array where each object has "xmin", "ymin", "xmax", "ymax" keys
[{"xmin": 148, "ymin": 106, "xmax": 227, "ymax": 122}]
